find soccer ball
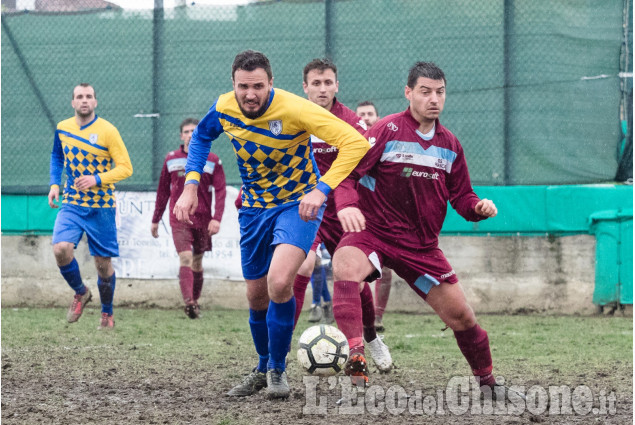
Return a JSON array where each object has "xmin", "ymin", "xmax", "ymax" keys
[{"xmin": 297, "ymin": 324, "xmax": 349, "ymax": 376}]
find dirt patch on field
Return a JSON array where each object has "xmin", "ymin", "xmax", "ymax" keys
[{"xmin": 2, "ymin": 347, "xmax": 631, "ymax": 424}]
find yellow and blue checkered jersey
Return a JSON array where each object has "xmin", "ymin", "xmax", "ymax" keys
[
  {"xmin": 49, "ymin": 115, "xmax": 133, "ymax": 208},
  {"xmin": 186, "ymin": 88, "xmax": 370, "ymax": 208}
]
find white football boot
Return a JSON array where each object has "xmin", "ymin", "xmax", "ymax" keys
[{"xmin": 365, "ymin": 336, "xmax": 393, "ymax": 372}]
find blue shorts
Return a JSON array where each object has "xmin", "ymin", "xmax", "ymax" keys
[
  {"xmin": 238, "ymin": 201, "xmax": 324, "ymax": 280},
  {"xmin": 52, "ymin": 204, "xmax": 119, "ymax": 258}
]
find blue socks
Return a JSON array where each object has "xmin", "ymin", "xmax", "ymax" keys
[
  {"xmin": 97, "ymin": 273, "xmax": 116, "ymax": 315},
  {"xmin": 321, "ymin": 271, "xmax": 332, "ymax": 302},
  {"xmin": 267, "ymin": 297, "xmax": 296, "ymax": 372},
  {"xmin": 59, "ymin": 258, "xmax": 86, "ymax": 295},
  {"xmin": 311, "ymin": 267, "xmax": 324, "ymax": 305},
  {"xmin": 249, "ymin": 309, "xmax": 269, "ymax": 373}
]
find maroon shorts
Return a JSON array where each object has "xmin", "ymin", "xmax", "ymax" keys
[
  {"xmin": 171, "ymin": 224, "xmax": 212, "ymax": 254},
  {"xmin": 336, "ymin": 230, "xmax": 458, "ymax": 300},
  {"xmin": 311, "ymin": 213, "xmax": 344, "ymax": 255}
]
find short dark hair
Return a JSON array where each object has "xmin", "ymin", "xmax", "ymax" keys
[
  {"xmin": 407, "ymin": 62, "xmax": 446, "ymax": 89},
  {"xmin": 232, "ymin": 50, "xmax": 273, "ymax": 80},
  {"xmin": 72, "ymin": 83, "xmax": 95, "ymax": 100},
  {"xmin": 180, "ymin": 118, "xmax": 199, "ymax": 133},
  {"xmin": 356, "ymin": 100, "xmax": 377, "ymax": 113},
  {"xmin": 303, "ymin": 58, "xmax": 337, "ymax": 83}
]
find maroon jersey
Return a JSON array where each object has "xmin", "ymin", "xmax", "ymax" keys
[
  {"xmin": 335, "ymin": 108, "xmax": 485, "ymax": 251},
  {"xmin": 311, "ymin": 98, "xmax": 367, "ymax": 226},
  {"xmin": 152, "ymin": 145, "xmax": 226, "ymax": 228}
]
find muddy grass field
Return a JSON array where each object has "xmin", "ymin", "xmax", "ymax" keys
[{"xmin": 2, "ymin": 307, "xmax": 632, "ymax": 424}]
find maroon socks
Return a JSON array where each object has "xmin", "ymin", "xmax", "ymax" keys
[
  {"xmin": 360, "ymin": 282, "xmax": 377, "ymax": 342},
  {"xmin": 192, "ymin": 270, "xmax": 204, "ymax": 302},
  {"xmin": 179, "ymin": 266, "xmax": 194, "ymax": 303},
  {"xmin": 454, "ymin": 324, "xmax": 495, "ymax": 387},
  {"xmin": 292, "ymin": 274, "xmax": 311, "ymax": 328},
  {"xmin": 333, "ymin": 280, "xmax": 364, "ymax": 354}
]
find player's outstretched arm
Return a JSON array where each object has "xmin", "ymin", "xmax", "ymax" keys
[
  {"xmin": 474, "ymin": 198, "xmax": 497, "ymax": 218},
  {"xmin": 173, "ymin": 184, "xmax": 199, "ymax": 225}
]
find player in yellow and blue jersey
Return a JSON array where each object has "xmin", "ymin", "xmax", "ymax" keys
[
  {"xmin": 173, "ymin": 50, "xmax": 370, "ymax": 399},
  {"xmin": 48, "ymin": 83, "xmax": 133, "ymax": 330}
]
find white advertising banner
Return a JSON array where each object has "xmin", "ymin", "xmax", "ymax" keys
[{"xmin": 111, "ymin": 186, "xmax": 243, "ymax": 280}]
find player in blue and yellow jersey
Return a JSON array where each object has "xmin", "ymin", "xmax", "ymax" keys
[
  {"xmin": 173, "ymin": 50, "xmax": 370, "ymax": 399},
  {"xmin": 48, "ymin": 83, "xmax": 133, "ymax": 330}
]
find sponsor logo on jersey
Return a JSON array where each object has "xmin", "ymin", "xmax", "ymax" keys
[
  {"xmin": 401, "ymin": 166, "xmax": 439, "ymax": 180},
  {"xmin": 368, "ymin": 137, "xmax": 376, "ymax": 147},
  {"xmin": 89, "ymin": 134, "xmax": 98, "ymax": 144},
  {"xmin": 396, "ymin": 153, "xmax": 414, "ymax": 161},
  {"xmin": 269, "ymin": 120, "xmax": 283, "ymax": 136},
  {"xmin": 313, "ymin": 146, "xmax": 338, "ymax": 154},
  {"xmin": 401, "ymin": 167, "xmax": 413, "ymax": 177},
  {"xmin": 434, "ymin": 158, "xmax": 447, "ymax": 169},
  {"xmin": 357, "ymin": 119, "xmax": 368, "ymax": 131},
  {"xmin": 387, "ymin": 122, "xmax": 398, "ymax": 131}
]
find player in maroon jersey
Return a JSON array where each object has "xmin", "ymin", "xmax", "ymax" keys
[
  {"xmin": 151, "ymin": 118, "xmax": 226, "ymax": 318},
  {"xmin": 291, "ymin": 59, "xmax": 392, "ymax": 372},
  {"xmin": 332, "ymin": 62, "xmax": 499, "ymax": 388}
]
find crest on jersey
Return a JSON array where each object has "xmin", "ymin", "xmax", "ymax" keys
[
  {"xmin": 89, "ymin": 134, "xmax": 98, "ymax": 144},
  {"xmin": 269, "ymin": 120, "xmax": 283, "ymax": 136}
]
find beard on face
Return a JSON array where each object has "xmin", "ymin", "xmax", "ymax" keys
[
  {"xmin": 235, "ymin": 94, "xmax": 269, "ymax": 120},
  {"xmin": 76, "ymin": 108, "xmax": 94, "ymax": 119}
]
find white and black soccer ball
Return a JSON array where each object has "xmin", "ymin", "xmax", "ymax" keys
[{"xmin": 297, "ymin": 324, "xmax": 349, "ymax": 376}]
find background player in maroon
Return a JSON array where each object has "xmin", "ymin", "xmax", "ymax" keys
[
  {"xmin": 356, "ymin": 100, "xmax": 393, "ymax": 332},
  {"xmin": 151, "ymin": 118, "xmax": 226, "ymax": 318},
  {"xmin": 332, "ymin": 62, "xmax": 499, "ymax": 388},
  {"xmin": 290, "ymin": 58, "xmax": 392, "ymax": 373}
]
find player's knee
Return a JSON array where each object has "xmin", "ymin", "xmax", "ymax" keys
[
  {"xmin": 266, "ymin": 274, "xmax": 293, "ymax": 303},
  {"xmin": 94, "ymin": 257, "xmax": 112, "ymax": 276},
  {"xmin": 178, "ymin": 252, "xmax": 193, "ymax": 267},
  {"xmin": 449, "ymin": 305, "xmax": 477, "ymax": 330},
  {"xmin": 52, "ymin": 243, "xmax": 73, "ymax": 264},
  {"xmin": 332, "ymin": 257, "xmax": 362, "ymax": 282},
  {"xmin": 191, "ymin": 255, "xmax": 204, "ymax": 271}
]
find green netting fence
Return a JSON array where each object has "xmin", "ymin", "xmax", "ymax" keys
[{"xmin": 1, "ymin": 0, "xmax": 632, "ymax": 193}]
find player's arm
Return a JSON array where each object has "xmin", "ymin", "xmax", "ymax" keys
[
  {"xmin": 208, "ymin": 156, "xmax": 226, "ymax": 236},
  {"xmin": 151, "ymin": 157, "xmax": 171, "ymax": 238},
  {"xmin": 299, "ymin": 100, "xmax": 370, "ymax": 197},
  {"xmin": 48, "ymin": 130, "xmax": 64, "ymax": 208},
  {"xmin": 85, "ymin": 126, "xmax": 133, "ymax": 190},
  {"xmin": 334, "ymin": 129, "xmax": 387, "ymax": 233},
  {"xmin": 175, "ymin": 102, "xmax": 223, "ymax": 224},
  {"xmin": 447, "ymin": 143, "xmax": 495, "ymax": 221},
  {"xmin": 211, "ymin": 158, "xmax": 227, "ymax": 220},
  {"xmin": 296, "ymin": 101, "xmax": 369, "ymax": 221}
]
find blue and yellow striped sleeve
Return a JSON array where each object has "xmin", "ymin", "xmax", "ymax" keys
[
  {"xmin": 97, "ymin": 124, "xmax": 133, "ymax": 185},
  {"xmin": 185, "ymin": 100, "xmax": 224, "ymax": 185},
  {"xmin": 298, "ymin": 100, "xmax": 370, "ymax": 195},
  {"xmin": 49, "ymin": 130, "xmax": 64, "ymax": 187}
]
